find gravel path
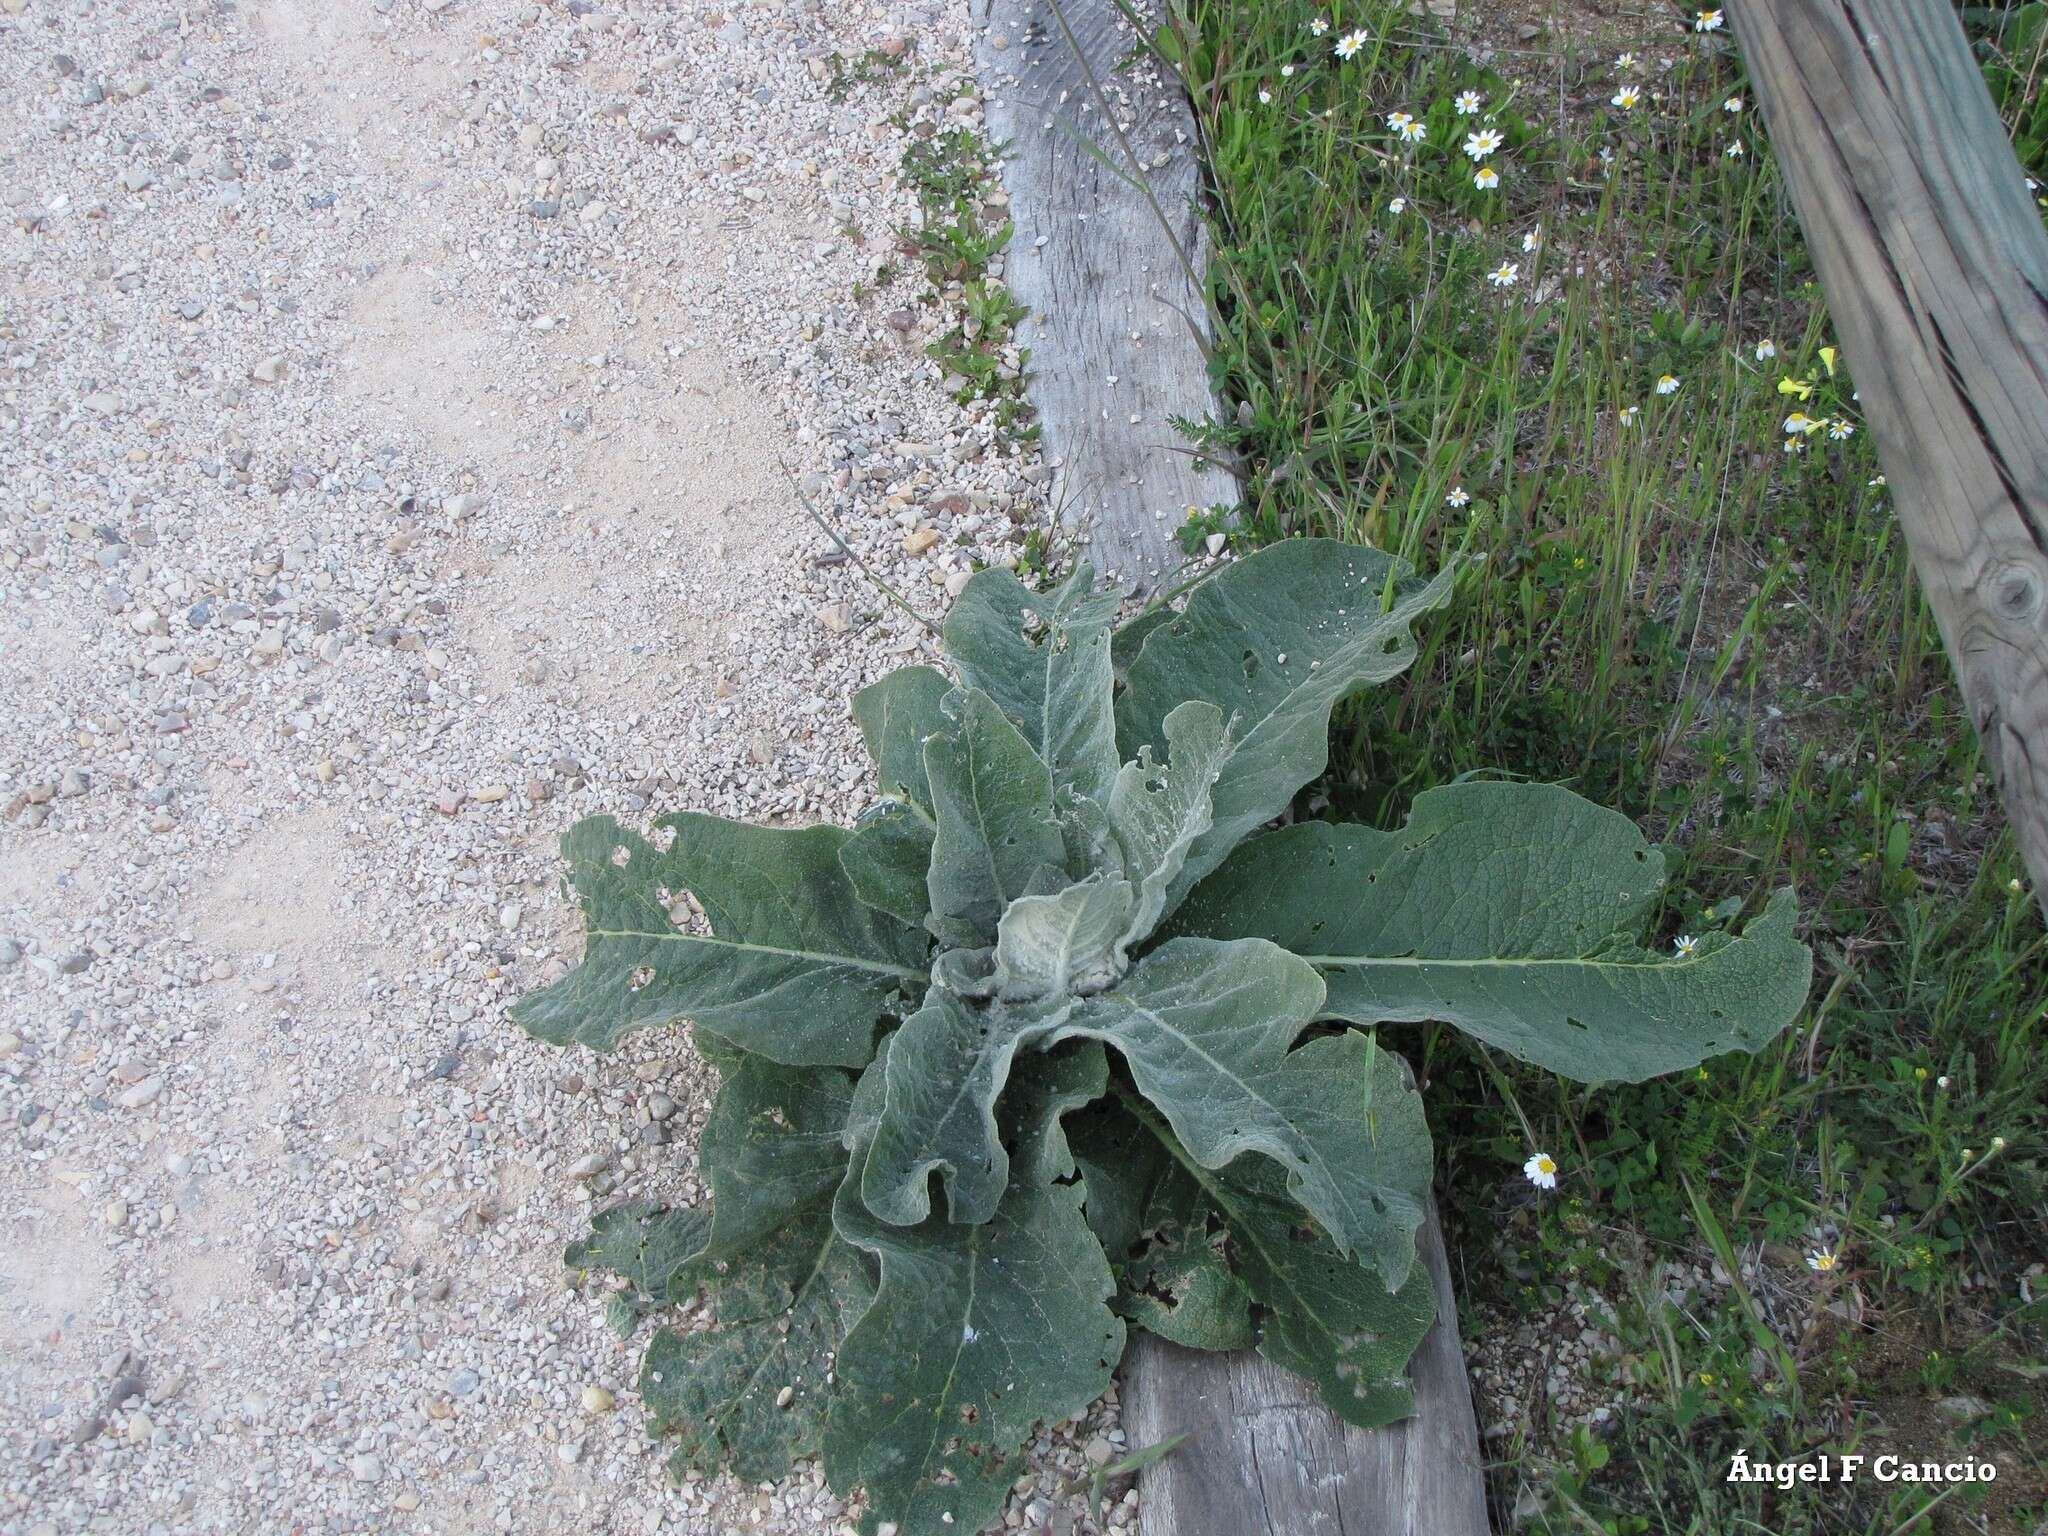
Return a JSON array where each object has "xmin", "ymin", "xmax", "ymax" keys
[{"xmin": 0, "ymin": 1, "xmax": 1132, "ymax": 1531}]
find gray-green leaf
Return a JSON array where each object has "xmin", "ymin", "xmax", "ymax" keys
[
  {"xmin": 511, "ymin": 814, "xmax": 927, "ymax": 1067},
  {"xmin": 1053, "ymin": 937, "xmax": 1431, "ymax": 1289},
  {"xmin": 693, "ymin": 1055, "xmax": 860, "ymax": 1261},
  {"xmin": 1105, "ymin": 699, "xmax": 1228, "ymax": 956},
  {"xmin": 944, "ymin": 563, "xmax": 1121, "ymax": 807},
  {"xmin": 566, "ymin": 1201, "xmax": 709, "ymax": 1308},
  {"xmin": 840, "ymin": 799, "xmax": 935, "ymax": 927},
  {"xmin": 991, "ymin": 876, "xmax": 1134, "ymax": 1001},
  {"xmin": 1190, "ymin": 1154, "xmax": 1435, "ymax": 1429},
  {"xmin": 583, "ymin": 1057, "xmax": 871, "ymax": 1482},
  {"xmin": 1117, "ymin": 1163, "xmax": 1255, "ymax": 1351},
  {"xmin": 827, "ymin": 1044, "xmax": 1122, "ymax": 1536},
  {"xmin": 859, "ymin": 987, "xmax": 1074, "ymax": 1226},
  {"xmin": 643, "ymin": 1208, "xmax": 872, "ymax": 1483},
  {"xmin": 923, "ymin": 689, "xmax": 1068, "ymax": 947},
  {"xmin": 1169, "ymin": 781, "xmax": 1812, "ymax": 1082},
  {"xmin": 1114, "ymin": 540, "xmax": 1452, "ymax": 905},
  {"xmin": 853, "ymin": 665, "xmax": 953, "ymax": 813}
]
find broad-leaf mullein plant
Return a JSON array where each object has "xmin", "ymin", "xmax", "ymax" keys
[{"xmin": 514, "ymin": 540, "xmax": 1811, "ymax": 1536}]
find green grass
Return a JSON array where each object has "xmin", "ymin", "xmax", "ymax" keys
[{"xmin": 1138, "ymin": 0, "xmax": 2048, "ymax": 1528}]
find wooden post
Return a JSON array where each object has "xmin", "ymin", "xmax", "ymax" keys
[
  {"xmin": 972, "ymin": 0, "xmax": 1232, "ymax": 592},
  {"xmin": 1730, "ymin": 2, "xmax": 2048, "ymax": 911},
  {"xmin": 971, "ymin": 4, "xmax": 1491, "ymax": 1531}
]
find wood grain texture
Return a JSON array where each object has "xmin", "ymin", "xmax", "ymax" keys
[
  {"xmin": 1122, "ymin": 1193, "xmax": 1489, "ymax": 1536},
  {"xmin": 1730, "ymin": 3, "xmax": 2048, "ymax": 914},
  {"xmin": 971, "ymin": 0, "xmax": 1236, "ymax": 592}
]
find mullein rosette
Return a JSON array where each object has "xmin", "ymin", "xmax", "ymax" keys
[{"xmin": 515, "ymin": 539, "xmax": 1812, "ymax": 1536}]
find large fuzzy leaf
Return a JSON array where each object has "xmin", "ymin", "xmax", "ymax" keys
[
  {"xmin": 583, "ymin": 1059, "xmax": 871, "ymax": 1481},
  {"xmin": 944, "ymin": 563, "xmax": 1121, "ymax": 806},
  {"xmin": 827, "ymin": 1044, "xmax": 1122, "ymax": 1536},
  {"xmin": 922, "ymin": 689, "xmax": 1069, "ymax": 947},
  {"xmin": 1187, "ymin": 1153, "xmax": 1436, "ymax": 1429},
  {"xmin": 1114, "ymin": 540, "xmax": 1453, "ymax": 902},
  {"xmin": 852, "ymin": 665, "xmax": 953, "ymax": 813},
  {"xmin": 643, "ymin": 1209, "xmax": 872, "ymax": 1482},
  {"xmin": 1052, "ymin": 937, "xmax": 1431, "ymax": 1289},
  {"xmin": 1168, "ymin": 781, "xmax": 1813, "ymax": 1082},
  {"xmin": 1066, "ymin": 1103, "xmax": 1169, "ymax": 1260},
  {"xmin": 512, "ymin": 815, "xmax": 928, "ymax": 1066},
  {"xmin": 839, "ymin": 799, "xmax": 934, "ymax": 927},
  {"xmin": 1110, "ymin": 605, "xmax": 1175, "ymax": 687},
  {"xmin": 694, "ymin": 1056, "xmax": 860, "ymax": 1260},
  {"xmin": 990, "ymin": 875, "xmax": 1133, "ymax": 1001},
  {"xmin": 1115, "ymin": 1160, "xmax": 1255, "ymax": 1351},
  {"xmin": 567, "ymin": 1201, "xmax": 710, "ymax": 1308},
  {"xmin": 859, "ymin": 987, "xmax": 1075, "ymax": 1226},
  {"xmin": 1105, "ymin": 699, "xmax": 1229, "ymax": 955}
]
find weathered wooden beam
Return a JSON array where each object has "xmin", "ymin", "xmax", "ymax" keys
[
  {"xmin": 1729, "ymin": 2, "xmax": 2048, "ymax": 913},
  {"xmin": 969, "ymin": 3, "xmax": 1491, "ymax": 1530},
  {"xmin": 971, "ymin": 0, "xmax": 1232, "ymax": 592}
]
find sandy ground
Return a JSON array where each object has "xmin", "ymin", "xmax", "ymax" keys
[{"xmin": 0, "ymin": 1, "xmax": 1130, "ymax": 1532}]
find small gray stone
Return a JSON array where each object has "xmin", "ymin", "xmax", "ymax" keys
[{"xmin": 117, "ymin": 1077, "xmax": 163, "ymax": 1110}]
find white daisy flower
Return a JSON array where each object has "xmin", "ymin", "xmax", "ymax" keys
[
  {"xmin": 1487, "ymin": 260, "xmax": 1519, "ymax": 287},
  {"xmin": 1281, "ymin": 63, "xmax": 1296, "ymax": 77},
  {"xmin": 1619, "ymin": 404, "xmax": 1641, "ymax": 425},
  {"xmin": 1725, "ymin": 140, "xmax": 1745, "ymax": 158},
  {"xmin": 1656, "ymin": 373, "xmax": 1680, "ymax": 395},
  {"xmin": 1782, "ymin": 411, "xmax": 1820, "ymax": 435},
  {"xmin": 1388, "ymin": 195, "xmax": 1407, "ymax": 214},
  {"xmin": 1455, "ymin": 89, "xmax": 1483, "ymax": 115},
  {"xmin": 1674, "ymin": 934, "xmax": 1700, "ymax": 957},
  {"xmin": 1615, "ymin": 51, "xmax": 1637, "ymax": 71},
  {"xmin": 1446, "ymin": 485, "xmax": 1471, "ymax": 507},
  {"xmin": 1754, "ymin": 337, "xmax": 1776, "ymax": 360},
  {"xmin": 1806, "ymin": 1249, "xmax": 1838, "ymax": 1273},
  {"xmin": 1522, "ymin": 225, "xmax": 1541, "ymax": 252},
  {"xmin": 1474, "ymin": 165, "xmax": 1499, "ymax": 189},
  {"xmin": 1696, "ymin": 9, "xmax": 1724, "ymax": 31},
  {"xmin": 1827, "ymin": 419, "xmax": 1855, "ymax": 441},
  {"xmin": 1523, "ymin": 1151, "xmax": 1559, "ymax": 1190},
  {"xmin": 1612, "ymin": 84, "xmax": 1641, "ymax": 110},
  {"xmin": 1386, "ymin": 109, "xmax": 1414, "ymax": 133},
  {"xmin": 1463, "ymin": 127, "xmax": 1504, "ymax": 160},
  {"xmin": 1309, "ymin": 14, "xmax": 1329, "ymax": 34},
  {"xmin": 1399, "ymin": 118, "xmax": 1427, "ymax": 142},
  {"xmin": 1724, "ymin": 95, "xmax": 1744, "ymax": 112},
  {"xmin": 1334, "ymin": 27, "xmax": 1368, "ymax": 59}
]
